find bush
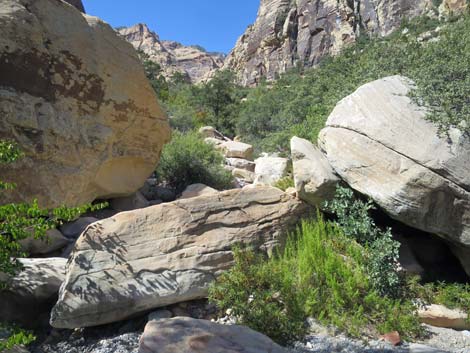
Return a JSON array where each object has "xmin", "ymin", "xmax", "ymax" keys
[
  {"xmin": 0, "ymin": 323, "xmax": 35, "ymax": 352},
  {"xmin": 324, "ymin": 186, "xmax": 402, "ymax": 298},
  {"xmin": 274, "ymin": 176, "xmax": 294, "ymax": 191},
  {"xmin": 209, "ymin": 215, "xmax": 422, "ymax": 344},
  {"xmin": 155, "ymin": 132, "xmax": 233, "ymax": 193}
]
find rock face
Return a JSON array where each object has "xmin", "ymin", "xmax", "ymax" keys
[
  {"xmin": 118, "ymin": 24, "xmax": 225, "ymax": 84},
  {"xmin": 139, "ymin": 317, "xmax": 288, "ymax": 353},
  {"xmin": 63, "ymin": 0, "xmax": 85, "ymax": 12},
  {"xmin": 225, "ymin": 0, "xmax": 433, "ymax": 86},
  {"xmin": 20, "ymin": 229, "xmax": 70, "ymax": 255},
  {"xmin": 50, "ymin": 187, "xmax": 308, "ymax": 328},
  {"xmin": 319, "ymin": 76, "xmax": 470, "ymax": 274},
  {"xmin": 254, "ymin": 156, "xmax": 289, "ymax": 186},
  {"xmin": 0, "ymin": 258, "xmax": 66, "ymax": 326},
  {"xmin": 179, "ymin": 183, "xmax": 218, "ymax": 200},
  {"xmin": 291, "ymin": 136, "xmax": 339, "ymax": 206},
  {"xmin": 0, "ymin": 0, "xmax": 170, "ymax": 208}
]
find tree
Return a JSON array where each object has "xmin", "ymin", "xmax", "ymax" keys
[
  {"xmin": 137, "ymin": 50, "xmax": 169, "ymax": 102},
  {"xmin": 0, "ymin": 140, "xmax": 102, "ymax": 278}
]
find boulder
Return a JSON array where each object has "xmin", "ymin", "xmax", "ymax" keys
[
  {"xmin": 319, "ymin": 76, "xmax": 470, "ymax": 274},
  {"xmin": 59, "ymin": 217, "xmax": 98, "ymax": 239},
  {"xmin": 139, "ymin": 182, "xmax": 176, "ymax": 203},
  {"xmin": 439, "ymin": 0, "xmax": 468, "ymax": 17},
  {"xmin": 110, "ymin": 191, "xmax": 149, "ymax": 212},
  {"xmin": 179, "ymin": 183, "xmax": 218, "ymax": 200},
  {"xmin": 139, "ymin": 317, "xmax": 287, "ymax": 353},
  {"xmin": 226, "ymin": 158, "xmax": 256, "ymax": 172},
  {"xmin": 291, "ymin": 136, "xmax": 339, "ymax": 206},
  {"xmin": 198, "ymin": 126, "xmax": 228, "ymax": 141},
  {"xmin": 0, "ymin": 0, "xmax": 170, "ymax": 209},
  {"xmin": 204, "ymin": 137, "xmax": 224, "ymax": 147},
  {"xmin": 219, "ymin": 141, "xmax": 254, "ymax": 160},
  {"xmin": 418, "ymin": 304, "xmax": 469, "ymax": 330},
  {"xmin": 254, "ymin": 156, "xmax": 289, "ymax": 186},
  {"xmin": 232, "ymin": 168, "xmax": 255, "ymax": 183},
  {"xmin": 20, "ymin": 229, "xmax": 70, "ymax": 255},
  {"xmin": 0, "ymin": 258, "xmax": 66, "ymax": 327},
  {"xmin": 50, "ymin": 187, "xmax": 308, "ymax": 328}
]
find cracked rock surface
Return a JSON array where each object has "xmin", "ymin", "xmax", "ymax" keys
[
  {"xmin": 50, "ymin": 186, "xmax": 309, "ymax": 329},
  {"xmin": 0, "ymin": 0, "xmax": 170, "ymax": 208},
  {"xmin": 318, "ymin": 75, "xmax": 470, "ymax": 275}
]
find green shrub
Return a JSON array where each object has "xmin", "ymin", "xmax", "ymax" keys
[
  {"xmin": 325, "ymin": 186, "xmax": 402, "ymax": 298},
  {"xmin": 274, "ymin": 176, "xmax": 295, "ymax": 191},
  {"xmin": 0, "ymin": 140, "xmax": 105, "ymax": 278},
  {"xmin": 155, "ymin": 132, "xmax": 233, "ymax": 193},
  {"xmin": 0, "ymin": 323, "xmax": 35, "ymax": 352},
  {"xmin": 209, "ymin": 216, "xmax": 422, "ymax": 344}
]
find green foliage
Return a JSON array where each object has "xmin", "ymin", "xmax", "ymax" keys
[
  {"xmin": 0, "ymin": 323, "xmax": 36, "ymax": 352},
  {"xmin": 325, "ymin": 186, "xmax": 402, "ymax": 298},
  {"xmin": 162, "ymin": 70, "xmax": 247, "ymax": 136},
  {"xmin": 274, "ymin": 176, "xmax": 295, "ymax": 191},
  {"xmin": 155, "ymin": 132, "xmax": 233, "ymax": 193},
  {"xmin": 138, "ymin": 50, "xmax": 169, "ymax": 101},
  {"xmin": 236, "ymin": 14, "xmax": 470, "ymax": 151},
  {"xmin": 0, "ymin": 140, "xmax": 105, "ymax": 278},
  {"xmin": 209, "ymin": 216, "xmax": 422, "ymax": 343}
]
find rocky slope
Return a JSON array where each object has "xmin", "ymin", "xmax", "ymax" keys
[
  {"xmin": 224, "ymin": 0, "xmax": 435, "ymax": 86},
  {"xmin": 118, "ymin": 24, "xmax": 225, "ymax": 83}
]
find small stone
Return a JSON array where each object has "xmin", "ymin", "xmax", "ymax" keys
[{"xmin": 379, "ymin": 331, "xmax": 401, "ymax": 346}]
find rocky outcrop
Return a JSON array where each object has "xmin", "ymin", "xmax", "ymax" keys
[
  {"xmin": 0, "ymin": 258, "xmax": 66, "ymax": 326},
  {"xmin": 291, "ymin": 136, "xmax": 339, "ymax": 206},
  {"xmin": 418, "ymin": 304, "xmax": 470, "ymax": 330},
  {"xmin": 319, "ymin": 76, "xmax": 470, "ymax": 274},
  {"xmin": 0, "ymin": 0, "xmax": 171, "ymax": 208},
  {"xmin": 63, "ymin": 0, "xmax": 85, "ymax": 12},
  {"xmin": 139, "ymin": 317, "xmax": 288, "ymax": 353},
  {"xmin": 50, "ymin": 187, "xmax": 309, "ymax": 328},
  {"xmin": 118, "ymin": 24, "xmax": 225, "ymax": 84},
  {"xmin": 225, "ymin": 0, "xmax": 433, "ymax": 86},
  {"xmin": 179, "ymin": 183, "xmax": 218, "ymax": 199}
]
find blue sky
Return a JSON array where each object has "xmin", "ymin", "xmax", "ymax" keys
[{"xmin": 82, "ymin": 1, "xmax": 259, "ymax": 54}]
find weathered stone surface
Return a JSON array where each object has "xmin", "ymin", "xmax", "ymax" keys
[
  {"xmin": 20, "ymin": 229, "xmax": 70, "ymax": 255},
  {"xmin": 291, "ymin": 136, "xmax": 339, "ymax": 206},
  {"xmin": 232, "ymin": 168, "xmax": 256, "ymax": 183},
  {"xmin": 118, "ymin": 24, "xmax": 225, "ymax": 84},
  {"xmin": 0, "ymin": 0, "xmax": 170, "ymax": 208},
  {"xmin": 139, "ymin": 317, "xmax": 288, "ymax": 353},
  {"xmin": 225, "ymin": 0, "xmax": 433, "ymax": 86},
  {"xmin": 50, "ymin": 187, "xmax": 308, "ymax": 328},
  {"xmin": 226, "ymin": 158, "xmax": 256, "ymax": 172},
  {"xmin": 198, "ymin": 126, "xmax": 228, "ymax": 141},
  {"xmin": 0, "ymin": 258, "xmax": 66, "ymax": 326},
  {"xmin": 59, "ymin": 217, "xmax": 98, "ymax": 239},
  {"xmin": 319, "ymin": 76, "xmax": 470, "ymax": 273},
  {"xmin": 254, "ymin": 156, "xmax": 289, "ymax": 186},
  {"xmin": 418, "ymin": 304, "xmax": 469, "ymax": 330},
  {"xmin": 110, "ymin": 191, "xmax": 149, "ymax": 211},
  {"xmin": 179, "ymin": 183, "xmax": 218, "ymax": 200},
  {"xmin": 439, "ymin": 0, "xmax": 468, "ymax": 17},
  {"xmin": 63, "ymin": 0, "xmax": 85, "ymax": 12},
  {"xmin": 220, "ymin": 141, "xmax": 254, "ymax": 160}
]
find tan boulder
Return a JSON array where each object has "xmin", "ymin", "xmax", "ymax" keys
[
  {"xmin": 139, "ymin": 317, "xmax": 288, "ymax": 353},
  {"xmin": 232, "ymin": 168, "xmax": 256, "ymax": 183},
  {"xmin": 0, "ymin": 0, "xmax": 170, "ymax": 209},
  {"xmin": 418, "ymin": 304, "xmax": 469, "ymax": 330},
  {"xmin": 19, "ymin": 229, "xmax": 70, "ymax": 255},
  {"xmin": 220, "ymin": 141, "xmax": 254, "ymax": 160},
  {"xmin": 254, "ymin": 156, "xmax": 289, "ymax": 186},
  {"xmin": 226, "ymin": 158, "xmax": 256, "ymax": 172},
  {"xmin": 179, "ymin": 183, "xmax": 218, "ymax": 199},
  {"xmin": 50, "ymin": 187, "xmax": 309, "ymax": 328},
  {"xmin": 291, "ymin": 136, "xmax": 339, "ymax": 206}
]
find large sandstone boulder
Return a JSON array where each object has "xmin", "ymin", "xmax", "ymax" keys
[
  {"xmin": 0, "ymin": 258, "xmax": 66, "ymax": 326},
  {"xmin": 418, "ymin": 304, "xmax": 469, "ymax": 330},
  {"xmin": 50, "ymin": 187, "xmax": 308, "ymax": 328},
  {"xmin": 19, "ymin": 229, "xmax": 70, "ymax": 255},
  {"xmin": 319, "ymin": 76, "xmax": 470, "ymax": 274},
  {"xmin": 179, "ymin": 183, "xmax": 218, "ymax": 200},
  {"xmin": 139, "ymin": 317, "xmax": 287, "ymax": 353},
  {"xmin": 219, "ymin": 141, "xmax": 254, "ymax": 160},
  {"xmin": 291, "ymin": 136, "xmax": 339, "ymax": 206},
  {"xmin": 0, "ymin": 0, "xmax": 170, "ymax": 208}
]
